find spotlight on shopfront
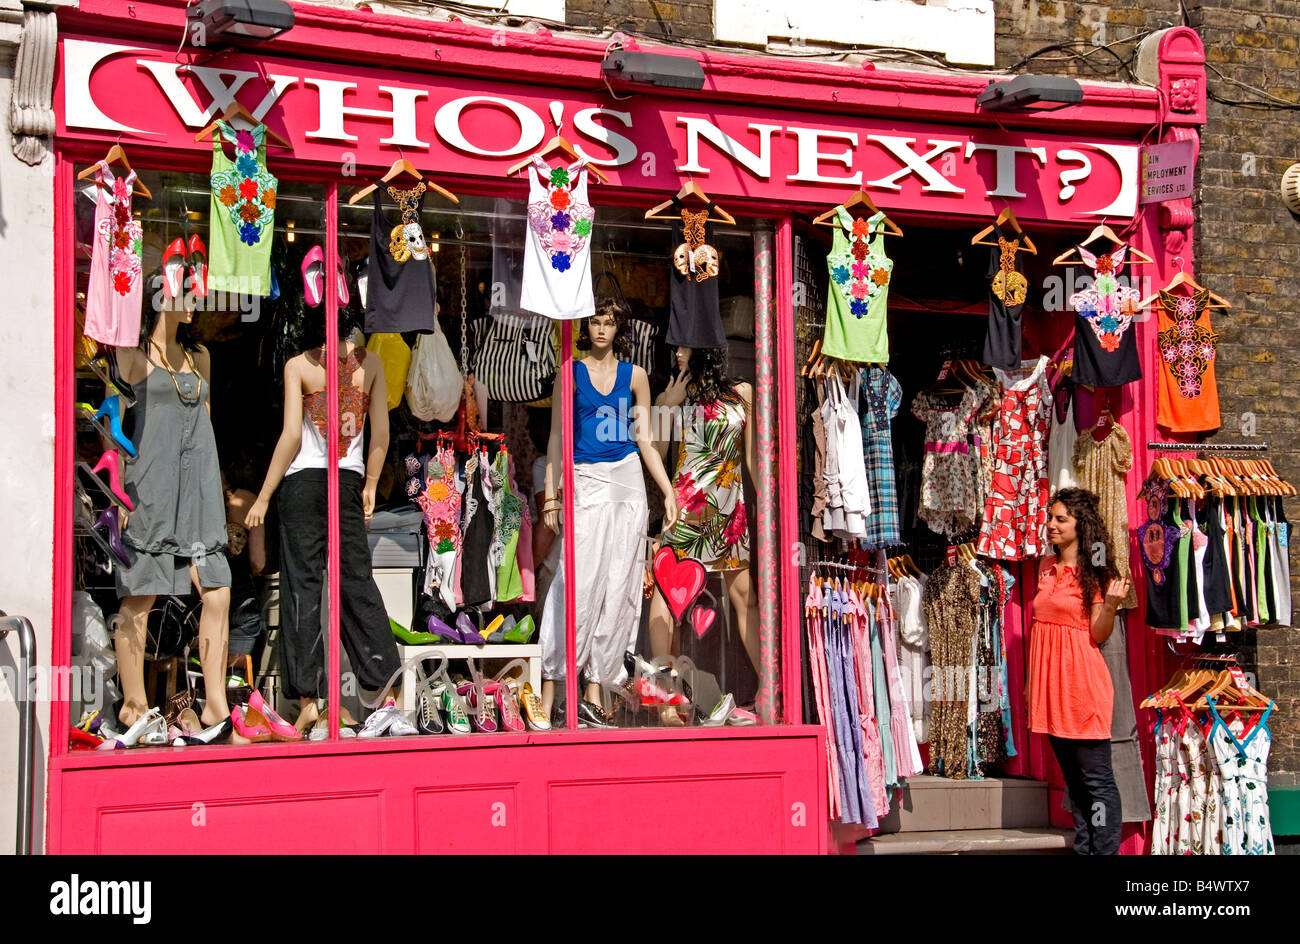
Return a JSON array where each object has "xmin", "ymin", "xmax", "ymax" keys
[
  {"xmin": 976, "ymin": 74, "xmax": 1082, "ymax": 112},
  {"xmin": 601, "ymin": 49, "xmax": 705, "ymax": 91},
  {"xmin": 186, "ymin": 0, "xmax": 295, "ymax": 43}
]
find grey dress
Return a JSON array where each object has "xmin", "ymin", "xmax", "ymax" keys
[{"xmin": 115, "ymin": 356, "xmax": 230, "ymax": 597}]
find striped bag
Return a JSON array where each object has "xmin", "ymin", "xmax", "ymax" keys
[{"xmin": 473, "ymin": 308, "xmax": 557, "ymax": 403}]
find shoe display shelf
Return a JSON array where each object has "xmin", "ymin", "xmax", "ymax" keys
[{"xmin": 396, "ymin": 643, "xmax": 543, "ymax": 713}]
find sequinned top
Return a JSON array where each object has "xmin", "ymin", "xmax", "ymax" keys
[{"xmin": 287, "ymin": 346, "xmax": 372, "ymax": 476}]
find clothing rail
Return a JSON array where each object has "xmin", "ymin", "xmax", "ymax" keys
[{"xmin": 1148, "ymin": 441, "xmax": 1269, "ymax": 451}]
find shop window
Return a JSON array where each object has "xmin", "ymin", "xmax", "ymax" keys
[{"xmin": 68, "ymin": 161, "xmax": 784, "ymax": 753}]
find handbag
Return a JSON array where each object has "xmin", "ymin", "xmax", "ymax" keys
[
  {"xmin": 406, "ymin": 320, "xmax": 462, "ymax": 422},
  {"xmin": 473, "ymin": 307, "xmax": 556, "ymax": 403}
]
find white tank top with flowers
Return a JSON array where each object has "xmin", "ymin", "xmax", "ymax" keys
[{"xmin": 520, "ymin": 155, "xmax": 595, "ymax": 320}]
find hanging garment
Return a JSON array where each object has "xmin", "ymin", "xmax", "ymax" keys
[
  {"xmin": 973, "ymin": 562, "xmax": 1009, "ymax": 774},
  {"xmin": 1150, "ymin": 701, "xmax": 1223, "ymax": 854},
  {"xmin": 1073, "ymin": 422, "xmax": 1138, "ymax": 609},
  {"xmin": 417, "ymin": 445, "xmax": 462, "ymax": 610},
  {"xmin": 848, "ymin": 588, "xmax": 889, "ymax": 817},
  {"xmin": 1202, "ymin": 496, "xmax": 1236, "ymax": 621},
  {"xmin": 209, "ymin": 121, "xmax": 277, "ymax": 297},
  {"xmin": 822, "ymin": 209, "xmax": 893, "ymax": 363},
  {"xmin": 84, "ymin": 162, "xmax": 144, "ymax": 347},
  {"xmin": 662, "ymin": 395, "xmax": 749, "ymax": 570},
  {"xmin": 982, "ymin": 228, "xmax": 1030, "ymax": 370},
  {"xmin": 860, "ymin": 366, "xmax": 904, "ymax": 550},
  {"xmin": 894, "ymin": 574, "xmax": 930, "ymax": 743},
  {"xmin": 867, "ymin": 597, "xmax": 897, "ymax": 787},
  {"xmin": 1267, "ymin": 497, "xmax": 1292, "ymax": 625},
  {"xmin": 365, "ymin": 184, "xmax": 437, "ymax": 334},
  {"xmin": 539, "ymin": 452, "xmax": 647, "ymax": 685},
  {"xmin": 1206, "ymin": 699, "xmax": 1274, "ymax": 855},
  {"xmin": 911, "ymin": 382, "xmax": 993, "ymax": 539},
  {"xmin": 977, "ymin": 356, "xmax": 1052, "ymax": 561},
  {"xmin": 286, "ymin": 347, "xmax": 370, "ymax": 477},
  {"xmin": 821, "ymin": 372, "xmax": 871, "ymax": 541},
  {"xmin": 1156, "ymin": 288, "xmax": 1221, "ymax": 433},
  {"xmin": 877, "ymin": 592, "xmax": 924, "ymax": 780},
  {"xmin": 521, "ymin": 156, "xmax": 595, "ymax": 320},
  {"xmin": 1189, "ymin": 505, "xmax": 1212, "ymax": 635},
  {"xmin": 808, "ymin": 382, "xmax": 829, "ymax": 542},
  {"xmin": 828, "ymin": 589, "xmax": 878, "ymax": 826},
  {"xmin": 1069, "ymin": 244, "xmax": 1142, "ymax": 387},
  {"xmin": 1138, "ymin": 480, "xmax": 1186, "ymax": 632},
  {"xmin": 491, "ymin": 449, "xmax": 525, "ymax": 603},
  {"xmin": 1100, "ymin": 615, "xmax": 1152, "ymax": 822},
  {"xmin": 805, "ymin": 582, "xmax": 845, "ymax": 820},
  {"xmin": 1047, "ymin": 377, "xmax": 1078, "ymax": 492},
  {"xmin": 665, "ymin": 202, "xmax": 726, "ymax": 348},
  {"xmin": 116, "ymin": 357, "xmax": 231, "ymax": 597},
  {"xmin": 1150, "ymin": 711, "xmax": 1178, "ymax": 854},
  {"xmin": 459, "ymin": 452, "xmax": 495, "ymax": 607},
  {"xmin": 923, "ymin": 562, "xmax": 982, "ymax": 779}
]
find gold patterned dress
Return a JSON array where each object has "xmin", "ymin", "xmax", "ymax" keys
[{"xmin": 1073, "ymin": 422, "xmax": 1138, "ymax": 609}]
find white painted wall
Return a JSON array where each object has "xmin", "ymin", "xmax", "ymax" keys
[
  {"xmin": 0, "ymin": 0, "xmax": 55, "ymax": 855},
  {"xmin": 715, "ymin": 0, "xmax": 996, "ymax": 67}
]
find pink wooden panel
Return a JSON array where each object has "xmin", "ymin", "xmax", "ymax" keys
[{"xmin": 416, "ymin": 785, "xmax": 521, "ymax": 854}]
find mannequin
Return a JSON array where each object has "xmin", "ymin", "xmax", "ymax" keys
[
  {"xmin": 651, "ymin": 345, "xmax": 761, "ymax": 672},
  {"xmin": 246, "ymin": 311, "xmax": 414, "ymax": 737},
  {"xmin": 539, "ymin": 300, "xmax": 679, "ymax": 727},
  {"xmin": 113, "ymin": 290, "xmax": 232, "ymax": 734}
]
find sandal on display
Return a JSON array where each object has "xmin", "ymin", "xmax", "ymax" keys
[
  {"xmin": 307, "ymin": 717, "xmax": 358, "ymax": 741},
  {"xmin": 485, "ymin": 614, "xmax": 513, "ymax": 644},
  {"xmin": 187, "ymin": 233, "xmax": 209, "ymax": 297},
  {"xmin": 700, "ymin": 693, "xmax": 735, "ymax": 728},
  {"xmin": 502, "ymin": 614, "xmax": 536, "ymax": 644},
  {"xmin": 70, "ymin": 725, "xmax": 104, "ymax": 749},
  {"xmin": 91, "ymin": 396, "xmax": 136, "ymax": 457},
  {"xmin": 162, "ymin": 237, "xmax": 187, "ymax": 299},
  {"xmin": 249, "ymin": 690, "xmax": 300, "ymax": 740},
  {"xmin": 727, "ymin": 705, "xmax": 758, "ymax": 727},
  {"xmin": 302, "ymin": 244, "xmax": 325, "ymax": 307},
  {"xmin": 89, "ymin": 349, "xmax": 136, "ymax": 406}
]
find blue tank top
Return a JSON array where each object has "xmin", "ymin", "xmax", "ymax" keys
[{"xmin": 573, "ymin": 359, "xmax": 638, "ymax": 464}]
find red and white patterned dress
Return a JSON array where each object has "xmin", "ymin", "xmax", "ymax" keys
[{"xmin": 977, "ymin": 356, "xmax": 1052, "ymax": 560}]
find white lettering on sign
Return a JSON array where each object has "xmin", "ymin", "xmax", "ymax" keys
[
  {"xmin": 675, "ymin": 117, "xmax": 780, "ymax": 179},
  {"xmin": 139, "ymin": 61, "xmax": 298, "ymax": 128},
  {"xmin": 433, "ymin": 95, "xmax": 545, "ymax": 156},
  {"xmin": 305, "ymin": 79, "xmax": 430, "ymax": 147},
  {"xmin": 63, "ymin": 40, "xmax": 155, "ymax": 135},
  {"xmin": 572, "ymin": 107, "xmax": 638, "ymax": 167},
  {"xmin": 786, "ymin": 127, "xmax": 862, "ymax": 185},
  {"xmin": 964, "ymin": 142, "xmax": 1046, "ymax": 198},
  {"xmin": 865, "ymin": 136, "xmax": 965, "ymax": 193}
]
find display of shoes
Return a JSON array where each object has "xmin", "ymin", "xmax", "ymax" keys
[
  {"xmin": 390, "ymin": 617, "xmax": 440, "ymax": 645},
  {"xmin": 457, "ymin": 682, "xmax": 498, "ymax": 733},
  {"xmin": 455, "ymin": 612, "xmax": 486, "ymax": 645},
  {"xmin": 436, "ymin": 685, "xmax": 472, "ymax": 735},
  {"xmin": 172, "ymin": 716, "xmax": 232, "ymax": 746},
  {"xmin": 700, "ymin": 693, "xmax": 735, "ymax": 727},
  {"xmin": 98, "ymin": 707, "xmax": 168, "ymax": 749},
  {"xmin": 516, "ymin": 681, "xmax": 551, "ymax": 732},
  {"xmin": 91, "ymin": 396, "xmax": 136, "ymax": 457},
  {"xmin": 302, "ymin": 244, "xmax": 325, "ymax": 307},
  {"xmin": 502, "ymin": 614, "xmax": 536, "ymax": 644},
  {"xmin": 487, "ymin": 681, "xmax": 525, "ymax": 733},
  {"xmin": 249, "ymin": 690, "xmax": 300, "ymax": 740},
  {"xmin": 416, "ymin": 689, "xmax": 445, "ymax": 735},
  {"xmin": 162, "ymin": 236, "xmax": 187, "ymax": 298},
  {"xmin": 230, "ymin": 704, "xmax": 273, "ymax": 742},
  {"xmin": 187, "ymin": 233, "xmax": 209, "ymax": 297},
  {"xmin": 358, "ymin": 698, "xmax": 418, "ymax": 738},
  {"xmin": 485, "ymin": 614, "xmax": 512, "ymax": 644},
  {"xmin": 727, "ymin": 705, "xmax": 758, "ymax": 727},
  {"xmin": 577, "ymin": 700, "xmax": 615, "ymax": 729}
]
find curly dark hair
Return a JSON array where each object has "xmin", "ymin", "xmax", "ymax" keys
[
  {"xmin": 1049, "ymin": 487, "xmax": 1119, "ymax": 616},
  {"xmin": 575, "ymin": 297, "xmax": 633, "ymax": 359},
  {"xmin": 682, "ymin": 346, "xmax": 742, "ymax": 405}
]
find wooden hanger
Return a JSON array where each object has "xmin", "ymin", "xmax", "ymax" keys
[
  {"xmin": 812, "ymin": 191, "xmax": 904, "ymax": 236},
  {"xmin": 923, "ymin": 358, "xmax": 971, "ymax": 395},
  {"xmin": 801, "ymin": 339, "xmax": 823, "ymax": 378},
  {"xmin": 76, "ymin": 144, "xmax": 152, "ymax": 199},
  {"xmin": 970, "ymin": 208, "xmax": 1037, "ymax": 254},
  {"xmin": 193, "ymin": 102, "xmax": 291, "ymax": 149},
  {"xmin": 1052, "ymin": 224, "xmax": 1154, "ymax": 265},
  {"xmin": 1136, "ymin": 270, "xmax": 1232, "ymax": 311},
  {"xmin": 507, "ymin": 135, "xmax": 609, "ymax": 184},
  {"xmin": 347, "ymin": 157, "xmax": 459, "ymax": 206},
  {"xmin": 644, "ymin": 180, "xmax": 735, "ymax": 224}
]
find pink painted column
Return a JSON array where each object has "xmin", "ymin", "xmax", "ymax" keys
[
  {"xmin": 773, "ymin": 219, "xmax": 802, "ymax": 725},
  {"xmin": 560, "ymin": 320, "xmax": 578, "ymax": 729},
  {"xmin": 753, "ymin": 222, "xmax": 780, "ymax": 722},
  {"xmin": 325, "ymin": 184, "xmax": 341, "ymax": 740}
]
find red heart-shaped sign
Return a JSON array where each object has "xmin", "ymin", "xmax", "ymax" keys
[
  {"xmin": 653, "ymin": 545, "xmax": 706, "ymax": 626},
  {"xmin": 691, "ymin": 604, "xmax": 716, "ymax": 639}
]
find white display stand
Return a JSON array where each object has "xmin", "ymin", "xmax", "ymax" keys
[{"xmin": 396, "ymin": 644, "xmax": 543, "ymax": 712}]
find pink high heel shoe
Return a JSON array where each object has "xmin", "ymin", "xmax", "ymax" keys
[
  {"xmin": 249, "ymin": 690, "xmax": 300, "ymax": 740},
  {"xmin": 302, "ymin": 245, "xmax": 324, "ymax": 308},
  {"xmin": 89, "ymin": 449, "xmax": 133, "ymax": 510}
]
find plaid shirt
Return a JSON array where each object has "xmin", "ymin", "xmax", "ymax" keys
[{"xmin": 860, "ymin": 366, "xmax": 903, "ymax": 550}]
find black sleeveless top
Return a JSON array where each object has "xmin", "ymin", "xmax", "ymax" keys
[
  {"xmin": 1201, "ymin": 497, "xmax": 1234, "ymax": 617},
  {"xmin": 1138, "ymin": 484, "xmax": 1183, "ymax": 630},
  {"xmin": 982, "ymin": 227, "xmax": 1029, "ymax": 370},
  {"xmin": 365, "ymin": 184, "xmax": 436, "ymax": 334},
  {"xmin": 666, "ymin": 203, "xmax": 726, "ymax": 350}
]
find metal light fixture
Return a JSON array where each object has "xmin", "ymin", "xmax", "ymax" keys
[
  {"xmin": 601, "ymin": 49, "xmax": 705, "ymax": 91},
  {"xmin": 186, "ymin": 0, "xmax": 295, "ymax": 43},
  {"xmin": 976, "ymin": 74, "xmax": 1083, "ymax": 112}
]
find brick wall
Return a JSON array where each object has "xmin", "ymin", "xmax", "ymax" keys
[{"xmin": 565, "ymin": 0, "xmax": 1300, "ymax": 785}]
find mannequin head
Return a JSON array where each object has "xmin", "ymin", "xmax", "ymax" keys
[
  {"xmin": 678, "ymin": 345, "xmax": 740, "ymax": 405},
  {"xmin": 139, "ymin": 265, "xmax": 200, "ymax": 350},
  {"xmin": 576, "ymin": 297, "xmax": 632, "ymax": 358}
]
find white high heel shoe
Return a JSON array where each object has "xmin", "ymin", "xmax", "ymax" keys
[{"xmin": 98, "ymin": 707, "xmax": 168, "ymax": 749}]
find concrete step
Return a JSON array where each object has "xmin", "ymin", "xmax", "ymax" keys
[
  {"xmin": 859, "ymin": 827, "xmax": 1074, "ymax": 855},
  {"xmin": 877, "ymin": 776, "xmax": 1050, "ymax": 833}
]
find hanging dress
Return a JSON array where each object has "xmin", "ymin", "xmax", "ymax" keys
[
  {"xmin": 520, "ymin": 156, "xmax": 595, "ymax": 320},
  {"xmin": 84, "ymin": 162, "xmax": 144, "ymax": 347},
  {"xmin": 977, "ymin": 356, "xmax": 1052, "ymax": 561},
  {"xmin": 209, "ymin": 121, "xmax": 277, "ymax": 297},
  {"xmin": 821, "ymin": 371, "xmax": 871, "ymax": 540},
  {"xmin": 1047, "ymin": 376, "xmax": 1078, "ymax": 492},
  {"xmin": 860, "ymin": 366, "xmax": 904, "ymax": 550},
  {"xmin": 666, "ymin": 202, "xmax": 726, "ymax": 349},
  {"xmin": 1138, "ymin": 479, "xmax": 1184, "ymax": 631},
  {"xmin": 365, "ymin": 183, "xmax": 437, "ymax": 334},
  {"xmin": 418, "ymin": 444, "xmax": 463, "ymax": 609},
  {"xmin": 911, "ymin": 383, "xmax": 993, "ymax": 539},
  {"xmin": 1069, "ymin": 244, "xmax": 1142, "ymax": 387},
  {"xmin": 822, "ymin": 208, "xmax": 893, "ymax": 363},
  {"xmin": 1073, "ymin": 422, "xmax": 1138, "ymax": 609},
  {"xmin": 662, "ymin": 395, "xmax": 749, "ymax": 570},
  {"xmin": 982, "ymin": 228, "xmax": 1030, "ymax": 370},
  {"xmin": 1156, "ymin": 288, "xmax": 1221, "ymax": 433},
  {"xmin": 1207, "ymin": 699, "xmax": 1275, "ymax": 855}
]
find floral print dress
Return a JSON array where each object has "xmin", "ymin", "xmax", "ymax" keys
[
  {"xmin": 911, "ymin": 382, "xmax": 993, "ymax": 539},
  {"xmin": 417, "ymin": 444, "xmax": 464, "ymax": 609},
  {"xmin": 84, "ymin": 161, "xmax": 144, "ymax": 347},
  {"xmin": 209, "ymin": 121, "xmax": 278, "ymax": 297},
  {"xmin": 662, "ymin": 396, "xmax": 749, "ymax": 570},
  {"xmin": 977, "ymin": 356, "xmax": 1052, "ymax": 560},
  {"xmin": 1208, "ymin": 699, "xmax": 1275, "ymax": 855}
]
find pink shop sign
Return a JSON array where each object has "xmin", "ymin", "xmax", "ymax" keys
[
  {"xmin": 1138, "ymin": 139, "xmax": 1195, "ymax": 205},
  {"xmin": 58, "ymin": 37, "xmax": 1138, "ymax": 221}
]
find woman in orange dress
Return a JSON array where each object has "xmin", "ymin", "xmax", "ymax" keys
[{"xmin": 1027, "ymin": 487, "xmax": 1132, "ymax": 854}]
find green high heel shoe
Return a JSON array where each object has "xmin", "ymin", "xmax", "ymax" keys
[
  {"xmin": 390, "ymin": 617, "xmax": 441, "ymax": 645},
  {"xmin": 502, "ymin": 614, "xmax": 536, "ymax": 644}
]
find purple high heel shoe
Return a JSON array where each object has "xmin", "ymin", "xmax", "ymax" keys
[
  {"xmin": 92, "ymin": 507, "xmax": 134, "ymax": 567},
  {"xmin": 428, "ymin": 614, "xmax": 463, "ymax": 643},
  {"xmin": 456, "ymin": 612, "xmax": 486, "ymax": 645}
]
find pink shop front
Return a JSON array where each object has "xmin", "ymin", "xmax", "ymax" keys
[{"xmin": 46, "ymin": 1, "xmax": 1219, "ymax": 854}]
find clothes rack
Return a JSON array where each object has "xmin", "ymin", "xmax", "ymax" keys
[{"xmin": 1148, "ymin": 441, "xmax": 1268, "ymax": 451}]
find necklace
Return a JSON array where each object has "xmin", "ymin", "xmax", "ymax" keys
[{"xmin": 150, "ymin": 340, "xmax": 201, "ymax": 403}]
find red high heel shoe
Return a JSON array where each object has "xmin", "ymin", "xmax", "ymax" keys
[
  {"xmin": 187, "ymin": 234, "xmax": 209, "ymax": 298},
  {"xmin": 161, "ymin": 238, "xmax": 187, "ymax": 299},
  {"xmin": 89, "ymin": 449, "xmax": 133, "ymax": 510}
]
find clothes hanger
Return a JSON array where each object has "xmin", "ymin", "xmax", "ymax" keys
[
  {"xmin": 644, "ymin": 180, "xmax": 736, "ymax": 224},
  {"xmin": 801, "ymin": 339, "xmax": 823, "ymax": 377},
  {"xmin": 1136, "ymin": 269, "xmax": 1232, "ymax": 310},
  {"xmin": 506, "ymin": 135, "xmax": 610, "ymax": 183},
  {"xmin": 193, "ymin": 102, "xmax": 292, "ymax": 149},
  {"xmin": 1051, "ymin": 223, "xmax": 1154, "ymax": 265},
  {"xmin": 812, "ymin": 190, "xmax": 904, "ymax": 236},
  {"xmin": 970, "ymin": 208, "xmax": 1037, "ymax": 253},
  {"xmin": 347, "ymin": 158, "xmax": 459, "ymax": 206},
  {"xmin": 76, "ymin": 143, "xmax": 153, "ymax": 199},
  {"xmin": 923, "ymin": 358, "xmax": 971, "ymax": 395}
]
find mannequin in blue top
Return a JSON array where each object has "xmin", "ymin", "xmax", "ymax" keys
[{"xmin": 539, "ymin": 299, "xmax": 678, "ymax": 728}]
